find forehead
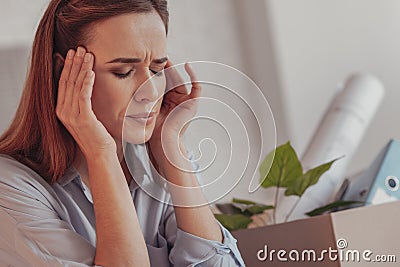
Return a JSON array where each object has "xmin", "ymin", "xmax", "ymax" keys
[{"xmin": 87, "ymin": 11, "xmax": 167, "ymax": 63}]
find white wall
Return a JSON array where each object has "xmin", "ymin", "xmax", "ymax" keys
[
  {"xmin": 267, "ymin": 0, "xmax": 400, "ymax": 175},
  {"xmin": 0, "ymin": 0, "xmax": 49, "ymax": 46}
]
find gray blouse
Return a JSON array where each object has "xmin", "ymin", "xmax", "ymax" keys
[{"xmin": 0, "ymin": 143, "xmax": 245, "ymax": 266}]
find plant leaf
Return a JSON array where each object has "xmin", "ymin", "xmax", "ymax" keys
[
  {"xmin": 231, "ymin": 198, "xmax": 274, "ymax": 215},
  {"xmin": 214, "ymin": 214, "xmax": 252, "ymax": 231},
  {"xmin": 232, "ymin": 198, "xmax": 257, "ymax": 205},
  {"xmin": 305, "ymin": 200, "xmax": 364, "ymax": 216},
  {"xmin": 246, "ymin": 204, "xmax": 275, "ymax": 215},
  {"xmin": 259, "ymin": 142, "xmax": 303, "ymax": 189},
  {"xmin": 284, "ymin": 158, "xmax": 339, "ymax": 197}
]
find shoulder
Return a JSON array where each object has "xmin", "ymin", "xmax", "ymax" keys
[
  {"xmin": 0, "ymin": 154, "xmax": 35, "ymax": 176},
  {"xmin": 0, "ymin": 154, "xmax": 60, "ymax": 208},
  {"xmin": 0, "ymin": 154, "xmax": 47, "ymax": 187}
]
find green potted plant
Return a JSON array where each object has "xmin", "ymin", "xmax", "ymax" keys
[{"xmin": 214, "ymin": 142, "xmax": 360, "ymax": 231}]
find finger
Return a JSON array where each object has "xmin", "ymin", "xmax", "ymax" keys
[
  {"xmin": 185, "ymin": 62, "xmax": 202, "ymax": 99},
  {"xmin": 72, "ymin": 53, "xmax": 94, "ymax": 116},
  {"xmin": 57, "ymin": 49, "xmax": 75, "ymax": 109},
  {"xmin": 165, "ymin": 60, "xmax": 188, "ymax": 94},
  {"xmin": 64, "ymin": 47, "xmax": 86, "ymax": 109},
  {"xmin": 78, "ymin": 70, "xmax": 95, "ymax": 116},
  {"xmin": 165, "ymin": 59, "xmax": 173, "ymax": 68}
]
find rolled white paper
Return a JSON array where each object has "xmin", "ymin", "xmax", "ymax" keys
[{"xmin": 278, "ymin": 73, "xmax": 385, "ymax": 221}]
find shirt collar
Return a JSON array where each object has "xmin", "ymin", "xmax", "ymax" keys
[{"xmin": 57, "ymin": 165, "xmax": 80, "ymax": 187}]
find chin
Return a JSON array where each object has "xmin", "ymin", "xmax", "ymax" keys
[{"xmin": 122, "ymin": 120, "xmax": 155, "ymax": 144}]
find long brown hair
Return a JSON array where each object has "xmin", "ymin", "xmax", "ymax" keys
[{"xmin": 0, "ymin": 0, "xmax": 169, "ymax": 183}]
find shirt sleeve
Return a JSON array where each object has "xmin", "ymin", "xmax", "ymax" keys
[
  {"xmin": 0, "ymin": 160, "xmax": 98, "ymax": 267},
  {"xmin": 162, "ymin": 149, "xmax": 245, "ymax": 266},
  {"xmin": 163, "ymin": 205, "xmax": 245, "ymax": 266}
]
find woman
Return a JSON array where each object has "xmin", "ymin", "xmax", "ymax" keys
[{"xmin": 0, "ymin": 0, "xmax": 245, "ymax": 266}]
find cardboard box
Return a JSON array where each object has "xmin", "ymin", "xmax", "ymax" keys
[{"xmin": 232, "ymin": 201, "xmax": 400, "ymax": 266}]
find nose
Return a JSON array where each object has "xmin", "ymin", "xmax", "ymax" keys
[{"xmin": 133, "ymin": 70, "xmax": 160, "ymax": 103}]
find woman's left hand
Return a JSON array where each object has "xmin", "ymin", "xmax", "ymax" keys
[{"xmin": 148, "ymin": 60, "xmax": 201, "ymax": 170}]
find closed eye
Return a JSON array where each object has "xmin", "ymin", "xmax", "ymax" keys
[{"xmin": 113, "ymin": 69, "xmax": 133, "ymax": 79}]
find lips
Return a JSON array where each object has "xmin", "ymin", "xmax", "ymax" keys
[
  {"xmin": 127, "ymin": 112, "xmax": 155, "ymax": 119},
  {"xmin": 126, "ymin": 112, "xmax": 155, "ymax": 125}
]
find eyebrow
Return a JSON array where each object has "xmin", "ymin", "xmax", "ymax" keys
[{"xmin": 106, "ymin": 56, "xmax": 168, "ymax": 64}]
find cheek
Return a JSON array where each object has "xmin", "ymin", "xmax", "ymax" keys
[
  {"xmin": 91, "ymin": 76, "xmax": 131, "ymax": 122},
  {"xmin": 156, "ymin": 77, "xmax": 167, "ymax": 106},
  {"xmin": 154, "ymin": 95, "xmax": 164, "ymax": 113}
]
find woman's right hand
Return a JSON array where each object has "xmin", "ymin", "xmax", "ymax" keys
[
  {"xmin": 56, "ymin": 47, "xmax": 116, "ymax": 158},
  {"xmin": 56, "ymin": 48, "xmax": 150, "ymax": 266}
]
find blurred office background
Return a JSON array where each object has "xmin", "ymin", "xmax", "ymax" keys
[{"xmin": 1, "ymin": 0, "xmax": 400, "ymax": 204}]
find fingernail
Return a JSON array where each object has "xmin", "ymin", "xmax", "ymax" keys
[
  {"xmin": 77, "ymin": 47, "xmax": 85, "ymax": 57},
  {"xmin": 84, "ymin": 53, "xmax": 92, "ymax": 63},
  {"xmin": 67, "ymin": 50, "xmax": 75, "ymax": 60}
]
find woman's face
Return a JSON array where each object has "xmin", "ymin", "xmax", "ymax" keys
[{"xmin": 86, "ymin": 11, "xmax": 167, "ymax": 145}]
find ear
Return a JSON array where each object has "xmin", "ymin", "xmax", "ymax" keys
[{"xmin": 53, "ymin": 52, "xmax": 65, "ymax": 80}]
